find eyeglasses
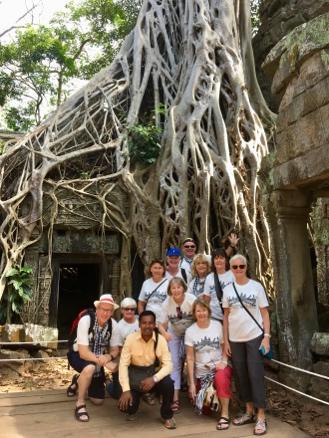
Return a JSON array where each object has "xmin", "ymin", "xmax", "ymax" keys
[
  {"xmin": 99, "ymin": 307, "xmax": 113, "ymax": 313},
  {"xmin": 184, "ymin": 245, "xmax": 196, "ymax": 249},
  {"xmin": 231, "ymin": 265, "xmax": 246, "ymax": 270},
  {"xmin": 122, "ymin": 308, "xmax": 135, "ymax": 312}
]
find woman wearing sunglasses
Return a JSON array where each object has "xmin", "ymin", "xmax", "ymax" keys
[
  {"xmin": 222, "ymin": 254, "xmax": 270, "ymax": 436},
  {"xmin": 158, "ymin": 277, "xmax": 196, "ymax": 413}
]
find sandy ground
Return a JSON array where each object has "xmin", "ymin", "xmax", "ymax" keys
[{"xmin": 0, "ymin": 354, "xmax": 328, "ymax": 437}]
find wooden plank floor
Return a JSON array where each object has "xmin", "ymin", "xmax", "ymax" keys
[{"xmin": 0, "ymin": 390, "xmax": 310, "ymax": 438}]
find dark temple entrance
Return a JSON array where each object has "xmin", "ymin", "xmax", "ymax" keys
[{"xmin": 56, "ymin": 263, "xmax": 100, "ymax": 339}]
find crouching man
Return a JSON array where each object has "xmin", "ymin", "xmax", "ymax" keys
[
  {"xmin": 118, "ymin": 310, "xmax": 176, "ymax": 429},
  {"xmin": 67, "ymin": 294, "xmax": 119, "ymax": 422}
]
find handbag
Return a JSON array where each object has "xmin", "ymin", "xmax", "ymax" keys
[
  {"xmin": 128, "ymin": 329, "xmax": 160, "ymax": 390},
  {"xmin": 128, "ymin": 364, "xmax": 156, "ymax": 390},
  {"xmin": 203, "ymin": 382, "xmax": 220, "ymax": 412},
  {"xmin": 232, "ymin": 283, "xmax": 273, "ymax": 360}
]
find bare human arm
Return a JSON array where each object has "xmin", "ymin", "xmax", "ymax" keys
[
  {"xmin": 186, "ymin": 345, "xmax": 196, "ymax": 402},
  {"xmin": 223, "ymin": 308, "xmax": 231, "ymax": 357},
  {"xmin": 259, "ymin": 307, "xmax": 271, "ymax": 354}
]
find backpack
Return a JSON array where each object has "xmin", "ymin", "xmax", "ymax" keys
[{"xmin": 67, "ymin": 308, "xmax": 112, "ymax": 351}]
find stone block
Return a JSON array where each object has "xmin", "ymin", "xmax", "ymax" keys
[
  {"xmin": 1, "ymin": 324, "xmax": 25, "ymax": 343},
  {"xmin": 309, "ymin": 361, "xmax": 329, "ymax": 402},
  {"xmin": 24, "ymin": 323, "xmax": 58, "ymax": 349},
  {"xmin": 311, "ymin": 332, "xmax": 329, "ymax": 356},
  {"xmin": 276, "ymin": 102, "xmax": 329, "ymax": 164}
]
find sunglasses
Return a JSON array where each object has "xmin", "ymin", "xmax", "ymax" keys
[
  {"xmin": 122, "ymin": 308, "xmax": 135, "ymax": 311},
  {"xmin": 231, "ymin": 265, "xmax": 246, "ymax": 270},
  {"xmin": 184, "ymin": 245, "xmax": 196, "ymax": 249}
]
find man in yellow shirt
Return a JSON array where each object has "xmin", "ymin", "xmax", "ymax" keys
[{"xmin": 118, "ymin": 310, "xmax": 176, "ymax": 429}]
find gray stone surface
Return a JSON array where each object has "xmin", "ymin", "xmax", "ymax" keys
[{"xmin": 311, "ymin": 332, "xmax": 329, "ymax": 356}]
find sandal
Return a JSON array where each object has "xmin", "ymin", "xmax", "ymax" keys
[
  {"xmin": 163, "ymin": 418, "xmax": 176, "ymax": 429},
  {"xmin": 216, "ymin": 416, "xmax": 230, "ymax": 430},
  {"xmin": 254, "ymin": 418, "xmax": 267, "ymax": 436},
  {"xmin": 170, "ymin": 400, "xmax": 181, "ymax": 413},
  {"xmin": 233, "ymin": 412, "xmax": 254, "ymax": 426},
  {"xmin": 74, "ymin": 404, "xmax": 89, "ymax": 422},
  {"xmin": 67, "ymin": 374, "xmax": 79, "ymax": 397}
]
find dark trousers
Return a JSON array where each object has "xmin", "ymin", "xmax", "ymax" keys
[
  {"xmin": 127, "ymin": 375, "xmax": 174, "ymax": 419},
  {"xmin": 230, "ymin": 335, "xmax": 266, "ymax": 409}
]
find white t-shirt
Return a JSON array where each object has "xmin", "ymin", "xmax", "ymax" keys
[
  {"xmin": 187, "ymin": 276, "xmax": 207, "ymax": 298},
  {"xmin": 203, "ymin": 270, "xmax": 235, "ymax": 321},
  {"xmin": 138, "ymin": 277, "xmax": 169, "ymax": 323},
  {"xmin": 180, "ymin": 257, "xmax": 192, "ymax": 279},
  {"xmin": 75, "ymin": 315, "xmax": 118, "ymax": 352},
  {"xmin": 159, "ymin": 293, "xmax": 196, "ymax": 336},
  {"xmin": 111, "ymin": 317, "xmax": 139, "ymax": 347},
  {"xmin": 185, "ymin": 320, "xmax": 223, "ymax": 378},
  {"xmin": 222, "ymin": 279, "xmax": 269, "ymax": 342},
  {"xmin": 165, "ymin": 268, "xmax": 192, "ymax": 284}
]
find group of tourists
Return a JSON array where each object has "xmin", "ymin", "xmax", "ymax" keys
[{"xmin": 66, "ymin": 236, "xmax": 271, "ymax": 436}]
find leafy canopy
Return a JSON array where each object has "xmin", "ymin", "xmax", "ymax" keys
[{"xmin": 0, "ymin": 0, "xmax": 142, "ymax": 130}]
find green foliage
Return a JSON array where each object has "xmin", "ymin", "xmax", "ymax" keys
[
  {"xmin": 0, "ymin": 0, "xmax": 142, "ymax": 130},
  {"xmin": 0, "ymin": 266, "xmax": 33, "ymax": 324},
  {"xmin": 127, "ymin": 124, "xmax": 162, "ymax": 165}
]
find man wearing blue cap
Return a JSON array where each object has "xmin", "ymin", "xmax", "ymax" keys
[{"xmin": 165, "ymin": 247, "xmax": 191, "ymax": 284}]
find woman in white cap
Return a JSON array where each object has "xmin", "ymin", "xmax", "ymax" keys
[{"xmin": 67, "ymin": 293, "xmax": 119, "ymax": 422}]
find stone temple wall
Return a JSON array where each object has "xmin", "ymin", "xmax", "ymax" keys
[{"xmin": 260, "ymin": 12, "xmax": 329, "ymax": 387}]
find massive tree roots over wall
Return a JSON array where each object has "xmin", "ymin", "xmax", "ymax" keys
[{"xmin": 0, "ymin": 0, "xmax": 275, "ymax": 302}]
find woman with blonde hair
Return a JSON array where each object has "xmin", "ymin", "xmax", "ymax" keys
[
  {"xmin": 223, "ymin": 254, "xmax": 270, "ymax": 436},
  {"xmin": 158, "ymin": 277, "xmax": 196, "ymax": 412},
  {"xmin": 187, "ymin": 253, "xmax": 211, "ymax": 298},
  {"xmin": 185, "ymin": 299, "xmax": 232, "ymax": 430}
]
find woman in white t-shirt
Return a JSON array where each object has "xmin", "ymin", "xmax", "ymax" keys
[
  {"xmin": 223, "ymin": 254, "xmax": 270, "ymax": 436},
  {"xmin": 138, "ymin": 259, "xmax": 169, "ymax": 323},
  {"xmin": 185, "ymin": 299, "xmax": 232, "ymax": 430},
  {"xmin": 187, "ymin": 253, "xmax": 211, "ymax": 298},
  {"xmin": 203, "ymin": 247, "xmax": 235, "ymax": 322},
  {"xmin": 158, "ymin": 277, "xmax": 196, "ymax": 412}
]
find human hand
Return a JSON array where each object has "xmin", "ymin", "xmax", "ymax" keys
[
  {"xmin": 228, "ymin": 233, "xmax": 239, "ymax": 248},
  {"xmin": 164, "ymin": 332, "xmax": 172, "ymax": 342},
  {"xmin": 118, "ymin": 391, "xmax": 133, "ymax": 411},
  {"xmin": 140, "ymin": 376, "xmax": 155, "ymax": 392},
  {"xmin": 97, "ymin": 355, "xmax": 109, "ymax": 367},
  {"xmin": 215, "ymin": 360, "xmax": 227, "ymax": 370},
  {"xmin": 223, "ymin": 341, "xmax": 231, "ymax": 357},
  {"xmin": 188, "ymin": 382, "xmax": 196, "ymax": 403},
  {"xmin": 259, "ymin": 337, "xmax": 270, "ymax": 355}
]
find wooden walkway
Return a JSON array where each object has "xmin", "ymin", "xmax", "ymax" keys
[{"xmin": 0, "ymin": 389, "xmax": 310, "ymax": 438}]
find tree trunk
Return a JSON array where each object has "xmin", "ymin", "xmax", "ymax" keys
[{"xmin": 0, "ymin": 0, "xmax": 275, "ymax": 301}]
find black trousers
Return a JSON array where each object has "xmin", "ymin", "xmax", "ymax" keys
[
  {"xmin": 230, "ymin": 335, "xmax": 266, "ymax": 409},
  {"xmin": 126, "ymin": 375, "xmax": 174, "ymax": 419}
]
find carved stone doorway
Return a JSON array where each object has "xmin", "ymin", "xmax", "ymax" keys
[{"xmin": 51, "ymin": 257, "xmax": 101, "ymax": 339}]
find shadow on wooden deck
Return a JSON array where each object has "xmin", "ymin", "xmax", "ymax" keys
[{"xmin": 0, "ymin": 389, "xmax": 310, "ymax": 438}]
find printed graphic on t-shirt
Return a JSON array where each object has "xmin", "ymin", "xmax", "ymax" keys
[{"xmin": 227, "ymin": 293, "xmax": 257, "ymax": 308}]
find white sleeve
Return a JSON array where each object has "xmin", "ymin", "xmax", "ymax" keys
[
  {"xmin": 77, "ymin": 315, "xmax": 91, "ymax": 345},
  {"xmin": 257, "ymin": 282, "xmax": 269, "ymax": 308},
  {"xmin": 110, "ymin": 326, "xmax": 122, "ymax": 347},
  {"xmin": 222, "ymin": 286, "xmax": 230, "ymax": 308},
  {"xmin": 184, "ymin": 327, "xmax": 193, "ymax": 346},
  {"xmin": 186, "ymin": 279, "xmax": 194, "ymax": 295},
  {"xmin": 158, "ymin": 297, "xmax": 169, "ymax": 324},
  {"xmin": 203, "ymin": 274, "xmax": 212, "ymax": 296},
  {"xmin": 138, "ymin": 280, "xmax": 147, "ymax": 302}
]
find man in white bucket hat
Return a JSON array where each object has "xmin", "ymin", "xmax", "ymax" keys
[{"xmin": 67, "ymin": 293, "xmax": 119, "ymax": 422}]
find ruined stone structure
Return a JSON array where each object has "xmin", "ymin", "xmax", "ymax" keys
[{"xmin": 261, "ymin": 12, "xmax": 329, "ymax": 380}]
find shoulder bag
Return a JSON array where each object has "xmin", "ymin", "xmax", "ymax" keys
[{"xmin": 232, "ymin": 283, "xmax": 273, "ymax": 359}]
